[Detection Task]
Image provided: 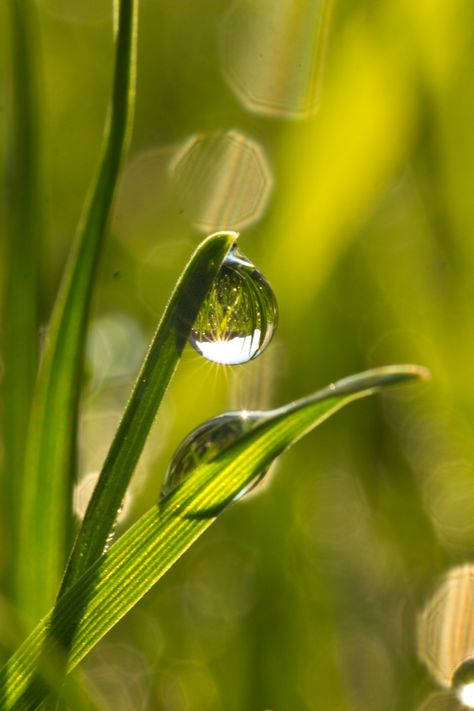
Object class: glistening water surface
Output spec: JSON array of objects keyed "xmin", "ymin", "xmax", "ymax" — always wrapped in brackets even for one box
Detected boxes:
[
  {"xmin": 188, "ymin": 246, "xmax": 278, "ymax": 366},
  {"xmin": 161, "ymin": 411, "xmax": 268, "ymax": 516}
]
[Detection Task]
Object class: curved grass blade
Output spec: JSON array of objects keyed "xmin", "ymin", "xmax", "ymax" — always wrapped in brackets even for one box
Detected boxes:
[
  {"xmin": 41, "ymin": 232, "xmax": 237, "ymax": 708},
  {"xmin": 3, "ymin": 0, "xmax": 42, "ymax": 591},
  {"xmin": 60, "ymin": 230, "xmax": 238, "ymax": 596},
  {"xmin": 0, "ymin": 365, "xmax": 429, "ymax": 710},
  {"xmin": 14, "ymin": 0, "xmax": 138, "ymax": 624}
]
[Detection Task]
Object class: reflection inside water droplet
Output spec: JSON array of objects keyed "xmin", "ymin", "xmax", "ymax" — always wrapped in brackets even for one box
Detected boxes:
[
  {"xmin": 161, "ymin": 412, "xmax": 268, "ymax": 515},
  {"xmin": 453, "ymin": 660, "xmax": 474, "ymax": 708},
  {"xmin": 188, "ymin": 246, "xmax": 278, "ymax": 365}
]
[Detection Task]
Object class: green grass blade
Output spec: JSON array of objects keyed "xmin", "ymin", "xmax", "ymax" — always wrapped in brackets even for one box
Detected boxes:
[
  {"xmin": 0, "ymin": 365, "xmax": 428, "ymax": 710},
  {"xmin": 3, "ymin": 0, "xmax": 42, "ymax": 590},
  {"xmin": 60, "ymin": 230, "xmax": 239, "ymax": 595},
  {"xmin": 14, "ymin": 0, "xmax": 138, "ymax": 624}
]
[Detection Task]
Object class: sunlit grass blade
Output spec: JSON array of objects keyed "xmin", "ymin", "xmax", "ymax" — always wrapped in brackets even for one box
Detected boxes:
[
  {"xmin": 14, "ymin": 0, "xmax": 138, "ymax": 624},
  {"xmin": 0, "ymin": 365, "xmax": 429, "ymax": 710},
  {"xmin": 3, "ymin": 0, "xmax": 42, "ymax": 592},
  {"xmin": 60, "ymin": 230, "xmax": 238, "ymax": 596},
  {"xmin": 41, "ymin": 232, "xmax": 237, "ymax": 708}
]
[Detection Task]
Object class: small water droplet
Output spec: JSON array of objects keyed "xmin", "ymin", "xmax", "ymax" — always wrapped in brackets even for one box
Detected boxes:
[
  {"xmin": 188, "ymin": 246, "xmax": 278, "ymax": 365},
  {"xmin": 161, "ymin": 412, "xmax": 268, "ymax": 517},
  {"xmin": 453, "ymin": 659, "xmax": 474, "ymax": 708},
  {"xmin": 104, "ymin": 526, "xmax": 117, "ymax": 553}
]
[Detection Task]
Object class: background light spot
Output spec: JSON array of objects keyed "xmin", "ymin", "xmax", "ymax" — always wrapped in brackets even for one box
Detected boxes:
[
  {"xmin": 170, "ymin": 130, "xmax": 272, "ymax": 232},
  {"xmin": 418, "ymin": 566, "xmax": 474, "ymax": 687},
  {"xmin": 221, "ymin": 0, "xmax": 333, "ymax": 118}
]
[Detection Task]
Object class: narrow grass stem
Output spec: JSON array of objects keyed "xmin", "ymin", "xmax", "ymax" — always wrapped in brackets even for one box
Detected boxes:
[
  {"xmin": 3, "ymin": 0, "xmax": 42, "ymax": 596},
  {"xmin": 15, "ymin": 0, "xmax": 139, "ymax": 625},
  {"xmin": 59, "ymin": 232, "xmax": 237, "ymax": 598}
]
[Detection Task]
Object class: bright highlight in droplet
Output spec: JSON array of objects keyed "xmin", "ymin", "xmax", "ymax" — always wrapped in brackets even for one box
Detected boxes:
[
  {"xmin": 453, "ymin": 659, "xmax": 474, "ymax": 708},
  {"xmin": 188, "ymin": 244, "xmax": 278, "ymax": 365},
  {"xmin": 195, "ymin": 332, "xmax": 262, "ymax": 366},
  {"xmin": 457, "ymin": 683, "xmax": 474, "ymax": 708}
]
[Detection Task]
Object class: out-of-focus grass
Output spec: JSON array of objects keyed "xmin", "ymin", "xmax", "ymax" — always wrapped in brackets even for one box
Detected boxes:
[
  {"xmin": 1, "ymin": 0, "xmax": 474, "ymax": 709},
  {"xmin": 2, "ymin": 0, "xmax": 42, "ymax": 604},
  {"xmin": 0, "ymin": 367, "xmax": 426, "ymax": 710}
]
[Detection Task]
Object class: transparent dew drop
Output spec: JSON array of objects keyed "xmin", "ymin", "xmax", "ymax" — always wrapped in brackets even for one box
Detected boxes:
[
  {"xmin": 453, "ymin": 659, "xmax": 474, "ymax": 708},
  {"xmin": 188, "ymin": 246, "xmax": 278, "ymax": 365},
  {"xmin": 161, "ymin": 412, "xmax": 268, "ymax": 517}
]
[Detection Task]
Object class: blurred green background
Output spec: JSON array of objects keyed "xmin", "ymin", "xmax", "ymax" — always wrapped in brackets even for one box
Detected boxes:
[{"xmin": 2, "ymin": 0, "xmax": 474, "ymax": 709}]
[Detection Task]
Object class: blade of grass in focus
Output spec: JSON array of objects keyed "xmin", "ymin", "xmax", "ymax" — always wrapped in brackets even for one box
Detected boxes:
[
  {"xmin": 14, "ymin": 0, "xmax": 138, "ymax": 625},
  {"xmin": 3, "ymin": 0, "xmax": 42, "ymax": 594},
  {"xmin": 60, "ymin": 230, "xmax": 238, "ymax": 596},
  {"xmin": 45, "ymin": 231, "xmax": 237, "ymax": 711},
  {"xmin": 0, "ymin": 365, "xmax": 429, "ymax": 710}
]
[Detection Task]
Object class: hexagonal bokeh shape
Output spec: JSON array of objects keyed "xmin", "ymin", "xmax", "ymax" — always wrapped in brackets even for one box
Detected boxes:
[
  {"xmin": 170, "ymin": 129, "xmax": 273, "ymax": 232},
  {"xmin": 418, "ymin": 566, "xmax": 474, "ymax": 688},
  {"xmin": 221, "ymin": 0, "xmax": 332, "ymax": 119}
]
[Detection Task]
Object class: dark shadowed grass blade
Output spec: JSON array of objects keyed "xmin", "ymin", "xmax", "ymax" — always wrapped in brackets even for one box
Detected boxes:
[
  {"xmin": 14, "ymin": 0, "xmax": 138, "ymax": 625},
  {"xmin": 3, "ymin": 0, "xmax": 41, "ymax": 592},
  {"xmin": 0, "ymin": 365, "xmax": 429, "ymax": 710}
]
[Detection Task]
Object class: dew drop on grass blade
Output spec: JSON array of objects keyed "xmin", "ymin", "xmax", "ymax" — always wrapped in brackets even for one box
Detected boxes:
[{"xmin": 188, "ymin": 245, "xmax": 278, "ymax": 365}]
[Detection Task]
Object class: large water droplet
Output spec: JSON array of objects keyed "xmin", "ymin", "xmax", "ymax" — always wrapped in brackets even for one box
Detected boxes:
[
  {"xmin": 161, "ymin": 412, "xmax": 268, "ymax": 517},
  {"xmin": 453, "ymin": 660, "xmax": 474, "ymax": 708},
  {"xmin": 188, "ymin": 246, "xmax": 278, "ymax": 365}
]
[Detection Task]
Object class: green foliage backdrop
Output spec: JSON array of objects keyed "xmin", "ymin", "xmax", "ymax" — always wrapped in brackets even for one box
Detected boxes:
[{"xmin": 1, "ymin": 1, "xmax": 473, "ymax": 709}]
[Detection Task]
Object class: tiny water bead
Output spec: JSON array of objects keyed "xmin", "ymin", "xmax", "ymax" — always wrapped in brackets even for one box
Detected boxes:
[
  {"xmin": 453, "ymin": 660, "xmax": 474, "ymax": 708},
  {"xmin": 161, "ymin": 412, "xmax": 268, "ymax": 515},
  {"xmin": 188, "ymin": 246, "xmax": 278, "ymax": 365}
]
